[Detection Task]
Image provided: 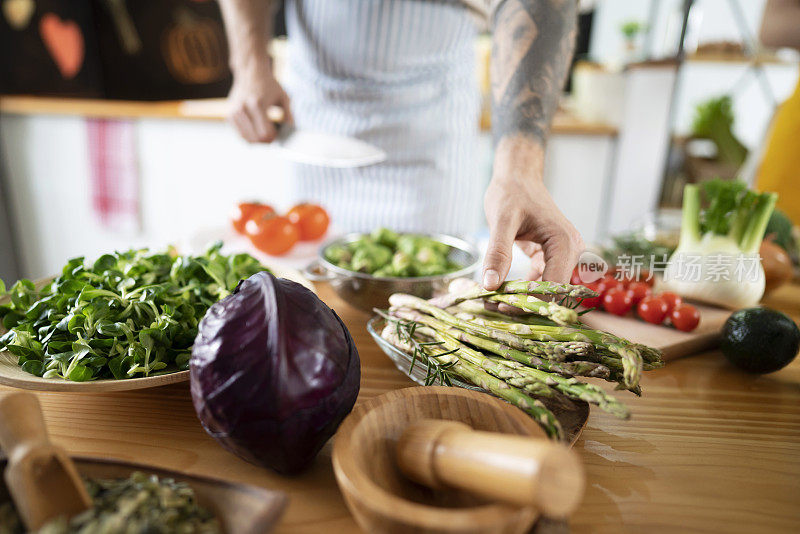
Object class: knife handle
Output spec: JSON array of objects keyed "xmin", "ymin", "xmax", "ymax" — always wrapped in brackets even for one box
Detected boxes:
[{"xmin": 267, "ymin": 105, "xmax": 286, "ymax": 124}]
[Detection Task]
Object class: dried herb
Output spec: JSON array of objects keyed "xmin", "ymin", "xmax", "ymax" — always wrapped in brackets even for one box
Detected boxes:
[{"xmin": 1, "ymin": 472, "xmax": 220, "ymax": 534}]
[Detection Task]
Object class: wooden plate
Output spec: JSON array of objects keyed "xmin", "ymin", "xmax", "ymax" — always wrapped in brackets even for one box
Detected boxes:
[
  {"xmin": 0, "ymin": 267, "xmax": 312, "ymax": 392},
  {"xmin": 0, "ymin": 456, "xmax": 287, "ymax": 534}
]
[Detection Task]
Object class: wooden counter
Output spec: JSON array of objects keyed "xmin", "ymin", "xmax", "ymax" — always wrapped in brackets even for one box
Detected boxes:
[
  {"xmin": 0, "ymin": 96, "xmax": 618, "ymax": 136},
  {"xmin": 1, "ymin": 284, "xmax": 798, "ymax": 532}
]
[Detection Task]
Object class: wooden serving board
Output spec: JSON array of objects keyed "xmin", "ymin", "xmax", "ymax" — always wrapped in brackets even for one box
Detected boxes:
[{"xmin": 581, "ymin": 304, "xmax": 733, "ymax": 361}]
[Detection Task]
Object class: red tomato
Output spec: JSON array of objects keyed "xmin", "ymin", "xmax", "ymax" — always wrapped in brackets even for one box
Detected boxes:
[
  {"xmin": 626, "ymin": 281, "xmax": 652, "ymax": 306},
  {"xmin": 231, "ymin": 203, "xmax": 275, "ymax": 235},
  {"xmin": 287, "ymin": 203, "xmax": 330, "ymax": 241},
  {"xmin": 670, "ymin": 304, "xmax": 700, "ymax": 332},
  {"xmin": 637, "ymin": 296, "xmax": 668, "ymax": 324},
  {"xmin": 611, "ymin": 269, "xmax": 635, "ymax": 287},
  {"xmin": 601, "ymin": 273, "xmax": 625, "ymax": 291},
  {"xmin": 584, "ymin": 277, "xmax": 616, "ymax": 308},
  {"xmin": 659, "ymin": 292, "xmax": 683, "ymax": 314},
  {"xmin": 570, "ymin": 267, "xmax": 583, "ymax": 286},
  {"xmin": 602, "ymin": 287, "xmax": 633, "ymax": 316},
  {"xmin": 246, "ymin": 214, "xmax": 299, "ymax": 255},
  {"xmin": 639, "ymin": 270, "xmax": 656, "ymax": 287},
  {"xmin": 579, "ymin": 281, "xmax": 603, "ymax": 309}
]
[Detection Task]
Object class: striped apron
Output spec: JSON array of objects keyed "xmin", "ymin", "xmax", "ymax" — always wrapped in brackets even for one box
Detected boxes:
[{"xmin": 284, "ymin": 0, "xmax": 482, "ymax": 237}]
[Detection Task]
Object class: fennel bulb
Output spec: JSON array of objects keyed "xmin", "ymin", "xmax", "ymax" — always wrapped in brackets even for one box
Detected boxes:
[{"xmin": 661, "ymin": 180, "xmax": 777, "ymax": 310}]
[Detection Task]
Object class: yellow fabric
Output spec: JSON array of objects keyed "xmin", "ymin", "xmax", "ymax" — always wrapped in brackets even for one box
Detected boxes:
[{"xmin": 756, "ymin": 76, "xmax": 800, "ymax": 224}]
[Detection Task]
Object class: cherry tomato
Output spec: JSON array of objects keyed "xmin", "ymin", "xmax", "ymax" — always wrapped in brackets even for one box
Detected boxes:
[
  {"xmin": 626, "ymin": 281, "xmax": 652, "ymax": 306},
  {"xmin": 639, "ymin": 270, "xmax": 656, "ymax": 287},
  {"xmin": 584, "ymin": 277, "xmax": 617, "ymax": 307},
  {"xmin": 579, "ymin": 281, "xmax": 603, "ymax": 309},
  {"xmin": 246, "ymin": 214, "xmax": 299, "ymax": 255},
  {"xmin": 637, "ymin": 296, "xmax": 668, "ymax": 324},
  {"xmin": 659, "ymin": 292, "xmax": 683, "ymax": 314},
  {"xmin": 570, "ymin": 267, "xmax": 583, "ymax": 286},
  {"xmin": 231, "ymin": 202, "xmax": 275, "ymax": 235},
  {"xmin": 602, "ymin": 287, "xmax": 633, "ymax": 316},
  {"xmin": 610, "ymin": 268, "xmax": 635, "ymax": 287},
  {"xmin": 287, "ymin": 203, "xmax": 330, "ymax": 241},
  {"xmin": 670, "ymin": 304, "xmax": 700, "ymax": 332},
  {"xmin": 600, "ymin": 273, "xmax": 624, "ymax": 291}
]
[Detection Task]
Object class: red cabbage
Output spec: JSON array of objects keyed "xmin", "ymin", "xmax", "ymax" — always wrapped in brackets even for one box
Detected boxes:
[{"xmin": 190, "ymin": 272, "xmax": 360, "ymax": 474}]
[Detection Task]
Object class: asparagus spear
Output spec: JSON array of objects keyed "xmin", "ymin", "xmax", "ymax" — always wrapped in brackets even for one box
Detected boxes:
[
  {"xmin": 452, "ymin": 300, "xmax": 566, "ymax": 327},
  {"xmin": 389, "ymin": 317, "xmax": 630, "ymax": 420},
  {"xmin": 389, "ymin": 295, "xmax": 592, "ymax": 359},
  {"xmin": 450, "ymin": 308, "xmax": 644, "ymax": 389},
  {"xmin": 485, "ymin": 293, "xmax": 579, "ymax": 325},
  {"xmin": 430, "ymin": 278, "xmax": 597, "ymax": 308},
  {"xmin": 489, "ymin": 357, "xmax": 631, "ymax": 419},
  {"xmin": 391, "ymin": 308, "xmax": 611, "ymax": 379},
  {"xmin": 380, "ymin": 323, "xmax": 564, "ymax": 439},
  {"xmin": 454, "ymin": 300, "xmax": 664, "ymax": 365}
]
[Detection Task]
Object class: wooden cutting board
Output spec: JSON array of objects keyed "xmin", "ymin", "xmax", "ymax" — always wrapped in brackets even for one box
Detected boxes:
[{"xmin": 580, "ymin": 304, "xmax": 733, "ymax": 361}]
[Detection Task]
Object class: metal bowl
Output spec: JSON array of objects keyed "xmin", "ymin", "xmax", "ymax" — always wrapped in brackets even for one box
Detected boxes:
[
  {"xmin": 302, "ymin": 233, "xmax": 480, "ymax": 312},
  {"xmin": 366, "ymin": 316, "xmax": 477, "ymax": 389}
]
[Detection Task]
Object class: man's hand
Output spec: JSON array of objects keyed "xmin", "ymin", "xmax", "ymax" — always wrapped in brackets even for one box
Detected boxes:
[
  {"xmin": 218, "ymin": 0, "xmax": 290, "ymax": 143},
  {"xmin": 228, "ymin": 62, "xmax": 292, "ymax": 143},
  {"xmin": 485, "ymin": 0, "xmax": 578, "ymax": 289},
  {"xmin": 483, "ymin": 136, "xmax": 583, "ymax": 289}
]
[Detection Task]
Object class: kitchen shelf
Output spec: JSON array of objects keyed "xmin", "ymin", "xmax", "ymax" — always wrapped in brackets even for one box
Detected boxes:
[{"xmin": 0, "ymin": 96, "xmax": 618, "ymax": 137}]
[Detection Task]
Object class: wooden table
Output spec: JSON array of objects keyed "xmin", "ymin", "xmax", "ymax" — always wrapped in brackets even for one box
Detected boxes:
[{"xmin": 3, "ymin": 284, "xmax": 799, "ymax": 533}]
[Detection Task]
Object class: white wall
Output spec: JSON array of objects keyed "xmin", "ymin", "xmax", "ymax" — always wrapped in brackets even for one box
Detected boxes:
[
  {"xmin": 0, "ymin": 114, "xmax": 616, "ymax": 279},
  {"xmin": 589, "ymin": 0, "xmax": 800, "ymax": 152},
  {"xmin": 0, "ymin": 114, "xmax": 292, "ymax": 279}
]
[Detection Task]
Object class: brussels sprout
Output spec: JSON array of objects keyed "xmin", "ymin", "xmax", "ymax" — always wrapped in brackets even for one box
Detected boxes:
[
  {"xmin": 328, "ymin": 228, "xmax": 462, "ymax": 278},
  {"xmin": 390, "ymin": 251, "xmax": 414, "ymax": 276},
  {"xmin": 324, "ymin": 244, "xmax": 352, "ymax": 267},
  {"xmin": 372, "ymin": 266, "xmax": 394, "ymax": 278},
  {"xmin": 415, "ymin": 237, "xmax": 450, "ymax": 256},
  {"xmin": 351, "ymin": 243, "xmax": 392, "ymax": 273},
  {"xmin": 370, "ymin": 227, "xmax": 400, "ymax": 248},
  {"xmin": 415, "ymin": 246, "xmax": 448, "ymax": 266},
  {"xmin": 417, "ymin": 264, "xmax": 448, "ymax": 276}
]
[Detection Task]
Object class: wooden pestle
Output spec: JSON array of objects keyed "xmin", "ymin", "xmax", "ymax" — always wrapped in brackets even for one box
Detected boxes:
[
  {"xmin": 397, "ymin": 419, "xmax": 584, "ymax": 517},
  {"xmin": 0, "ymin": 391, "xmax": 91, "ymax": 530}
]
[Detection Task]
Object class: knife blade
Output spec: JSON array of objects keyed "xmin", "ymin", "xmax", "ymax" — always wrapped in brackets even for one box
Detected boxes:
[
  {"xmin": 273, "ymin": 124, "xmax": 387, "ymax": 168},
  {"xmin": 179, "ymin": 99, "xmax": 385, "ymax": 168}
]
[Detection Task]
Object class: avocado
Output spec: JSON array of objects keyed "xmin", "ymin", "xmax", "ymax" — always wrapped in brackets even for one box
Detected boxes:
[{"xmin": 721, "ymin": 307, "xmax": 800, "ymax": 373}]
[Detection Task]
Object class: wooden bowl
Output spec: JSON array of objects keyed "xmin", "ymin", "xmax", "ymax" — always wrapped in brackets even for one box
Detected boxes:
[
  {"xmin": 0, "ymin": 457, "xmax": 287, "ymax": 534},
  {"xmin": 332, "ymin": 386, "xmax": 548, "ymax": 534}
]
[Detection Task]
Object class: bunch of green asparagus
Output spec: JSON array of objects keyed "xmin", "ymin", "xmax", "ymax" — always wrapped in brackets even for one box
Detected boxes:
[{"xmin": 378, "ymin": 278, "xmax": 664, "ymax": 440}]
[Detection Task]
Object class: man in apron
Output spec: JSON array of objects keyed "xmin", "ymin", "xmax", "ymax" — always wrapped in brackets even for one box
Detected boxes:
[{"xmin": 220, "ymin": 0, "xmax": 583, "ymax": 287}]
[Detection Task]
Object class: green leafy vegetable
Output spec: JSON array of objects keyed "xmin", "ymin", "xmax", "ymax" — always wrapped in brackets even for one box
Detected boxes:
[
  {"xmin": 691, "ymin": 95, "xmax": 748, "ymax": 167},
  {"xmin": 0, "ymin": 243, "xmax": 268, "ymax": 382},
  {"xmin": 324, "ymin": 227, "xmax": 462, "ymax": 278}
]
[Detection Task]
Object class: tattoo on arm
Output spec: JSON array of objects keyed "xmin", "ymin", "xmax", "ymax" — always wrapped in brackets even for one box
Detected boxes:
[{"xmin": 490, "ymin": 0, "xmax": 577, "ymax": 146}]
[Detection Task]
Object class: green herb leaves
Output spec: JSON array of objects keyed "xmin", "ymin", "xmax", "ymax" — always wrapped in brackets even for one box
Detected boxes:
[{"xmin": 0, "ymin": 242, "xmax": 268, "ymax": 382}]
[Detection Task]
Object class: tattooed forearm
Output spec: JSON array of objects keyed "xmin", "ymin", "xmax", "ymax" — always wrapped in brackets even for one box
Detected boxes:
[{"xmin": 490, "ymin": 0, "xmax": 577, "ymax": 146}]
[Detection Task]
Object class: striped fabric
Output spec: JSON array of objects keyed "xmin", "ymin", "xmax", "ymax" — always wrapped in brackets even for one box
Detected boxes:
[{"xmin": 284, "ymin": 0, "xmax": 483, "ymax": 237}]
